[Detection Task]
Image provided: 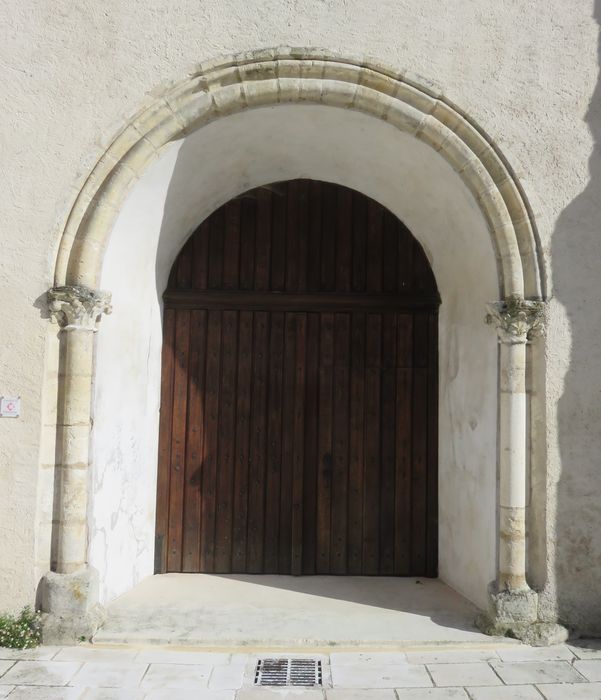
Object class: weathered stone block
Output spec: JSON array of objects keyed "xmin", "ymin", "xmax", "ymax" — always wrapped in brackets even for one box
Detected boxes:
[{"xmin": 39, "ymin": 568, "xmax": 106, "ymax": 645}]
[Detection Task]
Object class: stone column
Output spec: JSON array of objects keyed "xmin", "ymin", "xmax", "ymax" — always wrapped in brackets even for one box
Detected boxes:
[
  {"xmin": 39, "ymin": 285, "xmax": 111, "ymax": 644},
  {"xmin": 481, "ymin": 296, "xmax": 566, "ymax": 645}
]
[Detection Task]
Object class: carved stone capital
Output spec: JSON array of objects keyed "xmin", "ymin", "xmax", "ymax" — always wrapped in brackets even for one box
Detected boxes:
[
  {"xmin": 48, "ymin": 285, "xmax": 112, "ymax": 331},
  {"xmin": 486, "ymin": 295, "xmax": 546, "ymax": 343}
]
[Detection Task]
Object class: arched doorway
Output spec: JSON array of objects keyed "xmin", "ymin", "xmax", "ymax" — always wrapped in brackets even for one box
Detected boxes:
[{"xmin": 155, "ymin": 180, "xmax": 440, "ymax": 577}]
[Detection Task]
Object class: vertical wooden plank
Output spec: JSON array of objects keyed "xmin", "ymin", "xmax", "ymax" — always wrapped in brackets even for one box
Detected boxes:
[
  {"xmin": 395, "ymin": 314, "xmax": 413, "ymax": 575},
  {"xmin": 382, "ymin": 212, "xmax": 398, "ymax": 293},
  {"xmin": 348, "ymin": 312, "xmax": 365, "ymax": 574},
  {"xmin": 192, "ymin": 220, "xmax": 210, "ymax": 290},
  {"xmin": 286, "ymin": 180, "xmax": 300, "ymax": 291},
  {"xmin": 397, "ymin": 221, "xmax": 414, "ymax": 293},
  {"xmin": 247, "ymin": 311, "xmax": 269, "ymax": 572},
  {"xmin": 208, "ymin": 207, "xmax": 225, "ymax": 289},
  {"xmin": 200, "ymin": 310, "xmax": 221, "ymax": 571},
  {"xmin": 302, "ymin": 312, "xmax": 320, "ymax": 574},
  {"xmin": 411, "ymin": 313, "xmax": 429, "ymax": 574},
  {"xmin": 412, "ymin": 238, "xmax": 432, "ymax": 293},
  {"xmin": 426, "ymin": 312, "xmax": 439, "ymax": 577},
  {"xmin": 222, "ymin": 200, "xmax": 241, "ymax": 289},
  {"xmin": 331, "ymin": 313, "xmax": 350, "ymax": 574},
  {"xmin": 291, "ymin": 313, "xmax": 307, "ymax": 575},
  {"xmin": 321, "ymin": 184, "xmax": 336, "ymax": 291},
  {"xmin": 307, "ymin": 181, "xmax": 322, "ymax": 292},
  {"xmin": 176, "ymin": 239, "xmax": 193, "ymax": 288},
  {"xmin": 379, "ymin": 312, "xmax": 397, "ymax": 574},
  {"xmin": 363, "ymin": 313, "xmax": 381, "ymax": 574},
  {"xmin": 182, "ymin": 309, "xmax": 207, "ymax": 572},
  {"xmin": 336, "ymin": 187, "xmax": 352, "ymax": 292},
  {"xmin": 366, "ymin": 200, "xmax": 383, "ymax": 292},
  {"xmin": 255, "ymin": 188, "xmax": 272, "ymax": 291},
  {"xmin": 231, "ymin": 311, "xmax": 253, "ymax": 571},
  {"xmin": 411, "ymin": 367, "xmax": 428, "ymax": 575},
  {"xmin": 167, "ymin": 309, "xmax": 191, "ymax": 571},
  {"xmin": 270, "ymin": 183, "xmax": 286, "ymax": 291},
  {"xmin": 264, "ymin": 311, "xmax": 285, "ymax": 573},
  {"xmin": 155, "ymin": 308, "xmax": 176, "ymax": 573},
  {"xmin": 296, "ymin": 181, "xmax": 309, "ymax": 292},
  {"xmin": 395, "ymin": 367, "xmax": 413, "ymax": 575},
  {"xmin": 351, "ymin": 191, "xmax": 367, "ymax": 292},
  {"xmin": 279, "ymin": 312, "xmax": 296, "ymax": 574},
  {"xmin": 240, "ymin": 194, "xmax": 256, "ymax": 290},
  {"xmin": 316, "ymin": 312, "xmax": 334, "ymax": 573},
  {"xmin": 214, "ymin": 310, "xmax": 238, "ymax": 571}
]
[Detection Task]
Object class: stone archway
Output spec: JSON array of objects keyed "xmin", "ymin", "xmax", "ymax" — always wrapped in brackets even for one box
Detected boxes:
[{"xmin": 42, "ymin": 49, "xmax": 550, "ymax": 644}]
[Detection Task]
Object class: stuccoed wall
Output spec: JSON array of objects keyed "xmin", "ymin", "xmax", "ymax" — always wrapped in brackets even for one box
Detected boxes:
[{"xmin": 0, "ymin": 0, "xmax": 600, "ymax": 633}]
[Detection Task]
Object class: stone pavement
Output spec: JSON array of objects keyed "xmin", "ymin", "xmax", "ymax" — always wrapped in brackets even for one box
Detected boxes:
[{"xmin": 2, "ymin": 642, "xmax": 601, "ymax": 699}]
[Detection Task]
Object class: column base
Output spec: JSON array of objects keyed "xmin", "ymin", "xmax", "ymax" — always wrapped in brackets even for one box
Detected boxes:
[
  {"xmin": 38, "ymin": 568, "xmax": 106, "ymax": 645},
  {"xmin": 476, "ymin": 585, "xmax": 569, "ymax": 646}
]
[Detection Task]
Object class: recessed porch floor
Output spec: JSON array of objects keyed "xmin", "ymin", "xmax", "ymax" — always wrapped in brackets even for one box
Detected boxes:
[{"xmin": 94, "ymin": 574, "xmax": 507, "ymax": 648}]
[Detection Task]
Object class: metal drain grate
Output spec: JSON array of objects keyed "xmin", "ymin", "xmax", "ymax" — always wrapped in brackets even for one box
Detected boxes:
[{"xmin": 255, "ymin": 658, "xmax": 323, "ymax": 686}]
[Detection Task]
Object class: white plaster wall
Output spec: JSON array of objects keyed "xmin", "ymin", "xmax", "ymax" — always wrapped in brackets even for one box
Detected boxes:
[
  {"xmin": 0, "ymin": 0, "xmax": 598, "ymax": 631},
  {"xmin": 94, "ymin": 105, "xmax": 497, "ymax": 608}
]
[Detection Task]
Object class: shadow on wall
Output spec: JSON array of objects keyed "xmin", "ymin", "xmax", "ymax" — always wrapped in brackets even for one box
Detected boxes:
[{"xmin": 553, "ymin": 1, "xmax": 601, "ymax": 636}]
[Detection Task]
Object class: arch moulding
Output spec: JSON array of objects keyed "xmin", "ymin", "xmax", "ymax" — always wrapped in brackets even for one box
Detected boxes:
[{"xmin": 43, "ymin": 48, "xmax": 558, "ymax": 646}]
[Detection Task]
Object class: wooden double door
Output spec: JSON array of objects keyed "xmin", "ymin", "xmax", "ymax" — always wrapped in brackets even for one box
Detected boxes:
[{"xmin": 156, "ymin": 180, "xmax": 440, "ymax": 577}]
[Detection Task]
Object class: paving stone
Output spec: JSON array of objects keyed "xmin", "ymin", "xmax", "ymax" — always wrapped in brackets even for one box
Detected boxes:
[
  {"xmin": 537, "ymin": 682, "xmax": 601, "ymax": 698},
  {"xmin": 69, "ymin": 662, "xmax": 148, "ymax": 688},
  {"xmin": 573, "ymin": 659, "xmax": 601, "ymax": 682},
  {"xmin": 140, "ymin": 662, "xmax": 212, "ymax": 689},
  {"xmin": 0, "ymin": 660, "xmax": 15, "ymax": 678},
  {"xmin": 55, "ymin": 648, "xmax": 139, "ymax": 663},
  {"xmin": 466, "ymin": 686, "xmax": 542, "ymax": 699},
  {"xmin": 495, "ymin": 644, "xmax": 575, "ymax": 662},
  {"xmin": 146, "ymin": 692, "xmax": 235, "ymax": 700},
  {"xmin": 395, "ymin": 690, "xmax": 469, "ymax": 699},
  {"xmin": 79, "ymin": 689, "xmax": 145, "ymax": 699},
  {"xmin": 0, "ymin": 660, "xmax": 81, "ymax": 686},
  {"xmin": 208, "ymin": 663, "xmax": 246, "ymax": 689},
  {"xmin": 0, "ymin": 647, "xmax": 61, "ymax": 661},
  {"xmin": 236, "ymin": 690, "xmax": 324, "ymax": 699},
  {"xmin": 568, "ymin": 641, "xmax": 601, "ymax": 660},
  {"xmin": 331, "ymin": 663, "xmax": 432, "ymax": 688},
  {"xmin": 327, "ymin": 691, "xmax": 396, "ymax": 699},
  {"xmin": 490, "ymin": 660, "xmax": 587, "ymax": 684},
  {"xmin": 8, "ymin": 687, "xmax": 82, "ymax": 699},
  {"xmin": 230, "ymin": 653, "xmax": 252, "ymax": 665},
  {"xmin": 427, "ymin": 662, "xmax": 501, "ymax": 687},
  {"xmin": 330, "ymin": 652, "xmax": 407, "ymax": 666},
  {"xmin": 137, "ymin": 649, "xmax": 231, "ymax": 665},
  {"xmin": 405, "ymin": 649, "xmax": 499, "ymax": 664},
  {"xmin": 0, "ymin": 686, "xmax": 14, "ymax": 698}
]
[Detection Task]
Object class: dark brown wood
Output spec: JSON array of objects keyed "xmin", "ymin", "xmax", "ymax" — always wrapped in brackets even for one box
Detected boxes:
[
  {"xmin": 214, "ymin": 310, "xmax": 238, "ymax": 571},
  {"xmin": 247, "ymin": 311, "xmax": 269, "ymax": 572},
  {"xmin": 231, "ymin": 311, "xmax": 252, "ymax": 571},
  {"xmin": 291, "ymin": 313, "xmax": 307, "ymax": 575},
  {"xmin": 182, "ymin": 309, "xmax": 206, "ymax": 571},
  {"xmin": 348, "ymin": 313, "xmax": 366, "ymax": 574},
  {"xmin": 166, "ymin": 310, "xmax": 190, "ymax": 571},
  {"xmin": 156, "ymin": 179, "xmax": 439, "ymax": 577},
  {"xmin": 199, "ymin": 310, "xmax": 221, "ymax": 570},
  {"xmin": 264, "ymin": 312, "xmax": 284, "ymax": 572},
  {"xmin": 363, "ymin": 313, "xmax": 382, "ymax": 574},
  {"xmin": 155, "ymin": 308, "xmax": 176, "ymax": 573},
  {"xmin": 302, "ymin": 313, "xmax": 320, "ymax": 574},
  {"xmin": 331, "ymin": 313, "xmax": 350, "ymax": 574},
  {"xmin": 163, "ymin": 289, "xmax": 439, "ymax": 312},
  {"xmin": 316, "ymin": 312, "xmax": 334, "ymax": 574}
]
